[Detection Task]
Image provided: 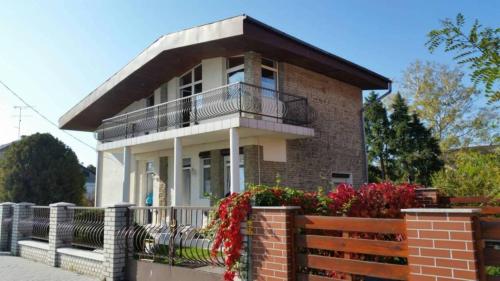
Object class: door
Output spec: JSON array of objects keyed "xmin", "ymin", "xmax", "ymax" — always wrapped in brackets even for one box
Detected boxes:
[
  {"xmin": 179, "ymin": 65, "xmax": 202, "ymax": 127},
  {"xmin": 223, "ymin": 155, "xmax": 245, "ymax": 195}
]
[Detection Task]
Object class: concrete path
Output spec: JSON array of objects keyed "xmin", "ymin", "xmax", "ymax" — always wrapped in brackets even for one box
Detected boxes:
[{"xmin": 0, "ymin": 255, "xmax": 100, "ymax": 281}]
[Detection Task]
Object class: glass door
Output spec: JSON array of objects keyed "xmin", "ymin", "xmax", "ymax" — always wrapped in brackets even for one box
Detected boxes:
[
  {"xmin": 179, "ymin": 65, "xmax": 202, "ymax": 127},
  {"xmin": 182, "ymin": 158, "xmax": 191, "ymax": 205}
]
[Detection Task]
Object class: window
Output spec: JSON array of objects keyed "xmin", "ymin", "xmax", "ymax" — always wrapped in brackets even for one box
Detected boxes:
[
  {"xmin": 261, "ymin": 58, "xmax": 278, "ymax": 96},
  {"xmin": 201, "ymin": 158, "xmax": 211, "ymax": 196},
  {"xmin": 146, "ymin": 94, "xmax": 155, "ymax": 107},
  {"xmin": 179, "ymin": 65, "xmax": 202, "ymax": 126},
  {"xmin": 226, "ymin": 56, "xmax": 245, "ymax": 84},
  {"xmin": 223, "ymin": 155, "xmax": 245, "ymax": 195},
  {"xmin": 182, "ymin": 158, "xmax": 191, "ymax": 205},
  {"xmin": 331, "ymin": 173, "xmax": 352, "ymax": 186}
]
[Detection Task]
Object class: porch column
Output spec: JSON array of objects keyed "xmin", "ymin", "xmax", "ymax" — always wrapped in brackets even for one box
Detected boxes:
[
  {"xmin": 172, "ymin": 137, "xmax": 183, "ymax": 206},
  {"xmin": 230, "ymin": 127, "xmax": 240, "ymax": 193},
  {"xmin": 122, "ymin": 146, "xmax": 131, "ymax": 202}
]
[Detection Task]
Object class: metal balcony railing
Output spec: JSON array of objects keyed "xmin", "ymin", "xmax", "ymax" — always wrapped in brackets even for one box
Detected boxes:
[{"xmin": 95, "ymin": 82, "xmax": 309, "ymax": 142}]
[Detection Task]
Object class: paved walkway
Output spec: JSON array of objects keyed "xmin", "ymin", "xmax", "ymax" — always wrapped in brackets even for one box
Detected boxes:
[{"xmin": 0, "ymin": 255, "xmax": 100, "ymax": 281}]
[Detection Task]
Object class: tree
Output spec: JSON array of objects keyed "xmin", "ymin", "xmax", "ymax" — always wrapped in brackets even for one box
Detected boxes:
[
  {"xmin": 426, "ymin": 13, "xmax": 499, "ymax": 103},
  {"xmin": 432, "ymin": 149, "xmax": 500, "ymax": 199},
  {"xmin": 0, "ymin": 133, "xmax": 85, "ymax": 205},
  {"xmin": 401, "ymin": 60, "xmax": 498, "ymax": 150},
  {"xmin": 388, "ymin": 94, "xmax": 443, "ymax": 185},
  {"xmin": 364, "ymin": 92, "xmax": 393, "ymax": 180}
]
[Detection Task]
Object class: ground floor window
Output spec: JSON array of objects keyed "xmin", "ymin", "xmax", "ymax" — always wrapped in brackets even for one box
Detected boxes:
[
  {"xmin": 223, "ymin": 155, "xmax": 245, "ymax": 195},
  {"xmin": 201, "ymin": 158, "xmax": 211, "ymax": 197},
  {"xmin": 331, "ymin": 172, "xmax": 352, "ymax": 186},
  {"xmin": 183, "ymin": 158, "xmax": 191, "ymax": 205}
]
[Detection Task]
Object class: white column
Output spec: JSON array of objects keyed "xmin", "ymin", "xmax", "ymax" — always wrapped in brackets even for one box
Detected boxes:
[
  {"xmin": 172, "ymin": 137, "xmax": 183, "ymax": 206},
  {"xmin": 122, "ymin": 146, "xmax": 131, "ymax": 202},
  {"xmin": 230, "ymin": 128, "xmax": 240, "ymax": 193},
  {"xmin": 95, "ymin": 151, "xmax": 103, "ymax": 206}
]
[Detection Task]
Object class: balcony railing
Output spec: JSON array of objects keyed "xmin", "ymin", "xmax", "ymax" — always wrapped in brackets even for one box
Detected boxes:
[{"xmin": 95, "ymin": 82, "xmax": 309, "ymax": 142}]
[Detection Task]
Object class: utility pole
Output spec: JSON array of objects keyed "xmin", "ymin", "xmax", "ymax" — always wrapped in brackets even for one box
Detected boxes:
[{"xmin": 13, "ymin": 105, "xmax": 30, "ymax": 139}]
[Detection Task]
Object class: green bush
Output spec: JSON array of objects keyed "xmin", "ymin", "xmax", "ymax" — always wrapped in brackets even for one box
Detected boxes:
[{"xmin": 432, "ymin": 150, "xmax": 500, "ymax": 200}]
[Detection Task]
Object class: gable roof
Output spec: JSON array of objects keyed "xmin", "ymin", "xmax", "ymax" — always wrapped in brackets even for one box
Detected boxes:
[{"xmin": 59, "ymin": 15, "xmax": 391, "ymax": 131}]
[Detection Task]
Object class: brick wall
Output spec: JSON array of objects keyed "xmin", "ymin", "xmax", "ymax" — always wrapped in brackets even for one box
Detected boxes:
[
  {"xmin": 57, "ymin": 250, "xmax": 104, "ymax": 278},
  {"xmin": 18, "ymin": 242, "xmax": 49, "ymax": 264},
  {"xmin": 404, "ymin": 209, "xmax": 481, "ymax": 281},
  {"xmin": 250, "ymin": 206, "xmax": 298, "ymax": 281}
]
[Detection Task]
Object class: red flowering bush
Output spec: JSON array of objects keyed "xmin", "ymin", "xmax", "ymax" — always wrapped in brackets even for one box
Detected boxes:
[{"xmin": 206, "ymin": 182, "xmax": 420, "ymax": 281}]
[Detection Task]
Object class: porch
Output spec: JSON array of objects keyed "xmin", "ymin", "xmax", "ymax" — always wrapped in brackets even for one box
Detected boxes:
[{"xmin": 95, "ymin": 116, "xmax": 314, "ymax": 207}]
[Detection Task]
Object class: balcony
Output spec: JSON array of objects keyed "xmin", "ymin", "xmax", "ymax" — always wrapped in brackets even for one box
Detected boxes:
[{"xmin": 95, "ymin": 82, "xmax": 310, "ymax": 142}]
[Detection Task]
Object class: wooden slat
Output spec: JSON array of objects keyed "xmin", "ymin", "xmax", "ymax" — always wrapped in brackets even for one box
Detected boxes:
[
  {"xmin": 450, "ymin": 196, "xmax": 492, "ymax": 204},
  {"xmin": 295, "ymin": 215, "xmax": 405, "ymax": 234},
  {"xmin": 480, "ymin": 218, "xmax": 500, "ymax": 240},
  {"xmin": 297, "ymin": 254, "xmax": 408, "ymax": 280},
  {"xmin": 481, "ymin": 207, "xmax": 500, "ymax": 215},
  {"xmin": 297, "ymin": 273, "xmax": 344, "ymax": 281},
  {"xmin": 487, "ymin": 276, "xmax": 500, "ymax": 281},
  {"xmin": 296, "ymin": 234, "xmax": 408, "ymax": 257},
  {"xmin": 484, "ymin": 248, "xmax": 500, "ymax": 266}
]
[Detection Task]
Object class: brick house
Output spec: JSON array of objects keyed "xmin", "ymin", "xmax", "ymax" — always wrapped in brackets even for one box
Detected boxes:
[{"xmin": 59, "ymin": 15, "xmax": 390, "ymax": 207}]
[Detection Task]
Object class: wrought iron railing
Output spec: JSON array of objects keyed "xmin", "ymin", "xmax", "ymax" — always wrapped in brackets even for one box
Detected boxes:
[
  {"xmin": 119, "ymin": 206, "xmax": 224, "ymax": 267},
  {"xmin": 96, "ymin": 82, "xmax": 310, "ymax": 142},
  {"xmin": 69, "ymin": 207, "xmax": 104, "ymax": 250},
  {"xmin": 30, "ymin": 206, "xmax": 50, "ymax": 241}
]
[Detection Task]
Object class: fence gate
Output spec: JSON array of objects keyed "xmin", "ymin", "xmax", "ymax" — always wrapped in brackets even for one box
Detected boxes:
[
  {"xmin": 476, "ymin": 207, "xmax": 500, "ymax": 281},
  {"xmin": 294, "ymin": 215, "xmax": 409, "ymax": 280}
]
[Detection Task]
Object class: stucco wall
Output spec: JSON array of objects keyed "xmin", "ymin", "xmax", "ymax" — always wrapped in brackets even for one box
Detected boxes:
[{"xmin": 98, "ymin": 149, "xmax": 125, "ymax": 206}]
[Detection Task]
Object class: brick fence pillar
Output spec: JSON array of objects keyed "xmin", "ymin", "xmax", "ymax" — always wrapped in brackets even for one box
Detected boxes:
[
  {"xmin": 10, "ymin": 202, "xmax": 34, "ymax": 255},
  {"xmin": 250, "ymin": 206, "xmax": 300, "ymax": 281},
  {"xmin": 47, "ymin": 202, "xmax": 75, "ymax": 266},
  {"xmin": 103, "ymin": 203, "xmax": 134, "ymax": 281},
  {"xmin": 0, "ymin": 202, "xmax": 14, "ymax": 251},
  {"xmin": 403, "ymin": 208, "xmax": 482, "ymax": 281}
]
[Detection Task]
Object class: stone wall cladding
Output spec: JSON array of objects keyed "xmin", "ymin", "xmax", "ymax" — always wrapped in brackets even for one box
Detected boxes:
[
  {"xmin": 0, "ymin": 203, "xmax": 13, "ymax": 251},
  {"xmin": 57, "ymin": 252, "xmax": 104, "ymax": 278},
  {"xmin": 19, "ymin": 243, "xmax": 49, "ymax": 263},
  {"xmin": 243, "ymin": 63, "xmax": 366, "ymax": 189}
]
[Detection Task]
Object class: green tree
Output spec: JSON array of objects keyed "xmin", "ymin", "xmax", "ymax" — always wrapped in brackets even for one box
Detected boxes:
[
  {"xmin": 426, "ymin": 13, "xmax": 499, "ymax": 102},
  {"xmin": 401, "ymin": 60, "xmax": 498, "ymax": 150},
  {"xmin": 432, "ymin": 150, "xmax": 500, "ymax": 199},
  {"xmin": 389, "ymin": 94, "xmax": 443, "ymax": 185},
  {"xmin": 364, "ymin": 92, "xmax": 393, "ymax": 181},
  {"xmin": 0, "ymin": 133, "xmax": 85, "ymax": 205}
]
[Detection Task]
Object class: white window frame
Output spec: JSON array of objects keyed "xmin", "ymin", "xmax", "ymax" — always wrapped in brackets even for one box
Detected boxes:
[
  {"xmin": 200, "ymin": 157, "xmax": 211, "ymax": 198},
  {"xmin": 331, "ymin": 172, "xmax": 353, "ymax": 186},
  {"xmin": 179, "ymin": 64, "xmax": 203, "ymax": 97}
]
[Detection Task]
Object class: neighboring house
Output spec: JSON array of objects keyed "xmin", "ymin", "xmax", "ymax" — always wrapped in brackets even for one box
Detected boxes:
[{"xmin": 59, "ymin": 15, "xmax": 391, "ymax": 207}]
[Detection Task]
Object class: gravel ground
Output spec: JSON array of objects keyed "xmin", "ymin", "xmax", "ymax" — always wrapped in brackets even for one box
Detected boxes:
[{"xmin": 0, "ymin": 255, "xmax": 100, "ymax": 281}]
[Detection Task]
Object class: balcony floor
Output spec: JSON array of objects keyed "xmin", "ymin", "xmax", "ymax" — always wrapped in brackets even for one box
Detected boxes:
[{"xmin": 97, "ymin": 116, "xmax": 314, "ymax": 153}]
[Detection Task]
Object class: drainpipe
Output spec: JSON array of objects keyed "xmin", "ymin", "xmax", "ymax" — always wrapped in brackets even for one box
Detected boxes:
[{"xmin": 360, "ymin": 82, "xmax": 392, "ymax": 184}]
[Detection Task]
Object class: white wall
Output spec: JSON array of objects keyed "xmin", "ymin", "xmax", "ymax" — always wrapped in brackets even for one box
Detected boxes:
[{"xmin": 98, "ymin": 149, "xmax": 125, "ymax": 206}]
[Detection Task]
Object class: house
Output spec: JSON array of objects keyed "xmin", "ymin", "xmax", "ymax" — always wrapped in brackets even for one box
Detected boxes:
[{"xmin": 59, "ymin": 15, "xmax": 391, "ymax": 207}]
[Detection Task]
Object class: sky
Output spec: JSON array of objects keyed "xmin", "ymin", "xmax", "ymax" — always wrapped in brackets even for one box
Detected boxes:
[{"xmin": 0, "ymin": 0, "xmax": 498, "ymax": 166}]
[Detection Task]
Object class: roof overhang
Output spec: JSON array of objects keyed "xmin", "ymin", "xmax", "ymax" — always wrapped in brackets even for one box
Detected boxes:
[{"xmin": 59, "ymin": 15, "xmax": 391, "ymax": 131}]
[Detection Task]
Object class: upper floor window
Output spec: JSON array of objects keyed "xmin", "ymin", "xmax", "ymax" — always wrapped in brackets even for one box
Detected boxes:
[
  {"xmin": 146, "ymin": 94, "xmax": 155, "ymax": 107},
  {"xmin": 179, "ymin": 64, "xmax": 202, "ymax": 98},
  {"xmin": 261, "ymin": 58, "xmax": 278, "ymax": 91},
  {"xmin": 226, "ymin": 56, "xmax": 244, "ymax": 84}
]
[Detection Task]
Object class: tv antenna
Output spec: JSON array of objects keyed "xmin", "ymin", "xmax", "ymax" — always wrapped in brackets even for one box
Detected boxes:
[{"xmin": 13, "ymin": 105, "xmax": 31, "ymax": 139}]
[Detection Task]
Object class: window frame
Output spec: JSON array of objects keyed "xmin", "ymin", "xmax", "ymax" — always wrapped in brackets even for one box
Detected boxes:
[{"xmin": 200, "ymin": 157, "xmax": 212, "ymax": 198}]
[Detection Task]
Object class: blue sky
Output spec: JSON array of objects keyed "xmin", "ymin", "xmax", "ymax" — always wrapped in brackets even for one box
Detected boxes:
[{"xmin": 0, "ymin": 0, "xmax": 498, "ymax": 166}]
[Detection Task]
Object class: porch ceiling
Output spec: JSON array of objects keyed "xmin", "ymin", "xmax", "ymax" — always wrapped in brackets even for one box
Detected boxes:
[{"xmin": 60, "ymin": 15, "xmax": 390, "ymax": 132}]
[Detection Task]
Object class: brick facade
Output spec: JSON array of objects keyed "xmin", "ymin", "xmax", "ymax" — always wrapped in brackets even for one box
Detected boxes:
[
  {"xmin": 11, "ymin": 202, "xmax": 34, "ymax": 255},
  {"xmin": 240, "ymin": 60, "xmax": 367, "ymax": 190},
  {"xmin": 48, "ymin": 202, "xmax": 75, "ymax": 266},
  {"xmin": 403, "ymin": 209, "xmax": 482, "ymax": 281}
]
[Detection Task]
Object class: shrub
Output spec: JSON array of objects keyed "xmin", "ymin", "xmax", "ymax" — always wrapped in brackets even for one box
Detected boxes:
[
  {"xmin": 206, "ymin": 182, "xmax": 420, "ymax": 280},
  {"xmin": 432, "ymin": 150, "xmax": 500, "ymax": 200}
]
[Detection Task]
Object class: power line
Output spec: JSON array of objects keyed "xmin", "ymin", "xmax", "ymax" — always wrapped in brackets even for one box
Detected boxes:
[{"xmin": 0, "ymin": 79, "xmax": 96, "ymax": 151}]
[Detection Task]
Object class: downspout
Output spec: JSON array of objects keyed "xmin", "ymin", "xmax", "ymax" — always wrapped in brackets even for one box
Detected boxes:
[{"xmin": 360, "ymin": 82, "xmax": 392, "ymax": 184}]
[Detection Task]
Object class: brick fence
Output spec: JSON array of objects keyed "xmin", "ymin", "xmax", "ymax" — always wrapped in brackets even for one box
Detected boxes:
[{"xmin": 249, "ymin": 206, "xmax": 484, "ymax": 281}]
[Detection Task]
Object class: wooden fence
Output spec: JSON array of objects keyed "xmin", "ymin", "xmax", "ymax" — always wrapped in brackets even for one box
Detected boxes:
[
  {"xmin": 476, "ymin": 207, "xmax": 500, "ymax": 281},
  {"xmin": 294, "ymin": 215, "xmax": 409, "ymax": 280}
]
